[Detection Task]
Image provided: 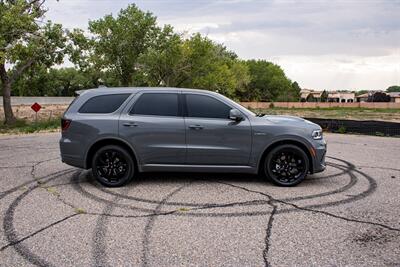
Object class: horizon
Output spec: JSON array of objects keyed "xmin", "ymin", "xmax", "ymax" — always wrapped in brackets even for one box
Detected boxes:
[{"xmin": 45, "ymin": 0, "xmax": 400, "ymax": 91}]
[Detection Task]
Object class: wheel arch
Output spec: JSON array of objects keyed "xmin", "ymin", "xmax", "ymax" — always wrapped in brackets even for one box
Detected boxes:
[
  {"xmin": 258, "ymin": 139, "xmax": 314, "ymax": 175},
  {"xmin": 85, "ymin": 137, "xmax": 139, "ymax": 170}
]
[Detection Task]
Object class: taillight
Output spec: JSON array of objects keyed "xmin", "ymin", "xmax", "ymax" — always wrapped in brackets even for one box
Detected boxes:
[{"xmin": 61, "ymin": 118, "xmax": 71, "ymax": 132}]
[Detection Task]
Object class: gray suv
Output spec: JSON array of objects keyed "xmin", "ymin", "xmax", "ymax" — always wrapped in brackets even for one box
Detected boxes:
[{"xmin": 60, "ymin": 87, "xmax": 326, "ymax": 187}]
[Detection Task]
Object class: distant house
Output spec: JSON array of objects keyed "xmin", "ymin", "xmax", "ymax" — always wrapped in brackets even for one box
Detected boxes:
[
  {"xmin": 300, "ymin": 89, "xmax": 312, "ymax": 102},
  {"xmin": 356, "ymin": 91, "xmax": 393, "ymax": 102},
  {"xmin": 327, "ymin": 92, "xmax": 355, "ymax": 103},
  {"xmin": 355, "ymin": 93, "xmax": 369, "ymax": 102},
  {"xmin": 300, "ymin": 89, "xmax": 328, "ymax": 102},
  {"xmin": 388, "ymin": 92, "xmax": 400, "ymax": 103}
]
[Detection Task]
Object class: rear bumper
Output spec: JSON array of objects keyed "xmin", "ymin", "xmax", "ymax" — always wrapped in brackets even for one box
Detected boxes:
[
  {"xmin": 61, "ymin": 155, "xmax": 84, "ymax": 169},
  {"xmin": 60, "ymin": 138, "xmax": 85, "ymax": 169}
]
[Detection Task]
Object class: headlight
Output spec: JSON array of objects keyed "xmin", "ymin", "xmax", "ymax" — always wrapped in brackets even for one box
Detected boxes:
[{"xmin": 312, "ymin": 129, "xmax": 323, "ymax": 140}]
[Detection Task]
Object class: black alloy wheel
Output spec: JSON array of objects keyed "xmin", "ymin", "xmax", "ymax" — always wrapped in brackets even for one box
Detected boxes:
[
  {"xmin": 92, "ymin": 145, "xmax": 134, "ymax": 187},
  {"xmin": 265, "ymin": 144, "xmax": 309, "ymax": 186}
]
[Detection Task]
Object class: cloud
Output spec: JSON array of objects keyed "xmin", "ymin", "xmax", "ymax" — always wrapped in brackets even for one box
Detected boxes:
[{"xmin": 44, "ymin": 0, "xmax": 400, "ymax": 90}]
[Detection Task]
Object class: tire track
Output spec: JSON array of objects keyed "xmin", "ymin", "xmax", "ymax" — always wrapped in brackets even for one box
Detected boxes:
[{"xmin": 141, "ymin": 184, "xmax": 189, "ymax": 267}]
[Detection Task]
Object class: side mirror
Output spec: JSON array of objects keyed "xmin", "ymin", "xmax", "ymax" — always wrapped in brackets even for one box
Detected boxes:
[{"xmin": 229, "ymin": 109, "xmax": 244, "ymax": 121}]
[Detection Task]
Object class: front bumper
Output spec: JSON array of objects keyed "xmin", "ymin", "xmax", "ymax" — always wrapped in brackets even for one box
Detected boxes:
[{"xmin": 311, "ymin": 139, "xmax": 327, "ymax": 173}]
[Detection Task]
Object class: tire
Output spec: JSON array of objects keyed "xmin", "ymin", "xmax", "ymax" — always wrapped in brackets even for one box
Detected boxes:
[
  {"xmin": 91, "ymin": 145, "xmax": 135, "ymax": 187},
  {"xmin": 264, "ymin": 144, "xmax": 309, "ymax": 186}
]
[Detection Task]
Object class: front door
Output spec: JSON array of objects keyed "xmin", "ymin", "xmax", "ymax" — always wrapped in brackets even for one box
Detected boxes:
[
  {"xmin": 119, "ymin": 91, "xmax": 186, "ymax": 165},
  {"xmin": 184, "ymin": 93, "xmax": 252, "ymax": 165}
]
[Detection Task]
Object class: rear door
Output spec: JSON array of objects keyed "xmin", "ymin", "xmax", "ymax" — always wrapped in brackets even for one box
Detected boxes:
[
  {"xmin": 184, "ymin": 92, "xmax": 252, "ymax": 165},
  {"xmin": 119, "ymin": 91, "xmax": 186, "ymax": 165}
]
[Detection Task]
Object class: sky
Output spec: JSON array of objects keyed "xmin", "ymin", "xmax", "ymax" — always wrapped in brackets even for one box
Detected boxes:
[{"xmin": 45, "ymin": 0, "xmax": 400, "ymax": 91}]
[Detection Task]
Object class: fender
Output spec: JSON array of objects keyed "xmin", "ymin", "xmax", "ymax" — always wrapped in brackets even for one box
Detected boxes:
[
  {"xmin": 84, "ymin": 135, "xmax": 140, "ymax": 169},
  {"xmin": 254, "ymin": 134, "xmax": 314, "ymax": 171}
]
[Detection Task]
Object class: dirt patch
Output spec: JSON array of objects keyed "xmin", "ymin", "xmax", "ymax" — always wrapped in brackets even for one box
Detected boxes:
[{"xmin": 0, "ymin": 104, "xmax": 69, "ymax": 122}]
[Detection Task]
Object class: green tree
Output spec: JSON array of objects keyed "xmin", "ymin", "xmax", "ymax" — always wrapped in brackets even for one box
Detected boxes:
[
  {"xmin": 140, "ymin": 32, "xmax": 249, "ymax": 98},
  {"xmin": 138, "ymin": 25, "xmax": 186, "ymax": 87},
  {"xmin": 0, "ymin": 0, "xmax": 66, "ymax": 124},
  {"xmin": 245, "ymin": 60, "xmax": 294, "ymax": 101},
  {"xmin": 13, "ymin": 67, "xmax": 98, "ymax": 96},
  {"xmin": 70, "ymin": 4, "xmax": 158, "ymax": 87},
  {"xmin": 291, "ymin": 81, "xmax": 301, "ymax": 101},
  {"xmin": 179, "ymin": 34, "xmax": 249, "ymax": 98},
  {"xmin": 386, "ymin": 85, "xmax": 400, "ymax": 92}
]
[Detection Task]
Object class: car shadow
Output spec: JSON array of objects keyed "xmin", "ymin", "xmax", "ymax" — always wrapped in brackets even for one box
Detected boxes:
[{"xmin": 81, "ymin": 169, "xmax": 268, "ymax": 186}]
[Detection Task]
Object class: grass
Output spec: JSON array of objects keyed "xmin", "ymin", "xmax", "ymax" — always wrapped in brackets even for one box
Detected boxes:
[
  {"xmin": 0, "ymin": 118, "xmax": 60, "ymax": 134},
  {"xmin": 250, "ymin": 107, "xmax": 400, "ymax": 122}
]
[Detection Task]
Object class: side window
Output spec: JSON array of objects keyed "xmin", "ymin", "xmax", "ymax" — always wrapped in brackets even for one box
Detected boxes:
[
  {"xmin": 130, "ymin": 93, "xmax": 179, "ymax": 116},
  {"xmin": 79, "ymin": 94, "xmax": 130, "ymax": 114},
  {"xmin": 186, "ymin": 94, "xmax": 231, "ymax": 119}
]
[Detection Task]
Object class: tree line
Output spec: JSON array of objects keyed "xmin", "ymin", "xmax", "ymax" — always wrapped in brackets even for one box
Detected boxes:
[{"xmin": 1, "ymin": 1, "xmax": 300, "ymax": 125}]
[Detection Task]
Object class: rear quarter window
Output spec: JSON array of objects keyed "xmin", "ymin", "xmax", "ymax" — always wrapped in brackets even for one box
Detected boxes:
[
  {"xmin": 63, "ymin": 96, "xmax": 79, "ymax": 116},
  {"xmin": 78, "ymin": 94, "xmax": 130, "ymax": 114}
]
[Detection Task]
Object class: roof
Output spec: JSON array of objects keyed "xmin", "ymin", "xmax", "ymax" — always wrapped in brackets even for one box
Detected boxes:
[
  {"xmin": 300, "ymin": 93, "xmax": 310, "ymax": 99},
  {"xmin": 328, "ymin": 93, "xmax": 341, "ymax": 98},
  {"xmin": 388, "ymin": 92, "xmax": 400, "ymax": 97},
  {"xmin": 310, "ymin": 92, "xmax": 322, "ymax": 98},
  {"xmin": 356, "ymin": 93, "xmax": 369, "ymax": 98}
]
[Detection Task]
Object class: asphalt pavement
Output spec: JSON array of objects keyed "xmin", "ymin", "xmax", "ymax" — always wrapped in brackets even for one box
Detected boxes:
[{"xmin": 0, "ymin": 132, "xmax": 399, "ymax": 266}]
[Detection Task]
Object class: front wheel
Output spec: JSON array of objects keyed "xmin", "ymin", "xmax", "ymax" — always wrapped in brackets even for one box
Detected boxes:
[
  {"xmin": 92, "ymin": 145, "xmax": 134, "ymax": 187},
  {"xmin": 264, "ymin": 144, "xmax": 309, "ymax": 186}
]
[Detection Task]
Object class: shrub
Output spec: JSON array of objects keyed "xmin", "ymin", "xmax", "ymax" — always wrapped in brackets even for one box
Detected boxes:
[{"xmin": 338, "ymin": 126, "xmax": 346, "ymax": 134}]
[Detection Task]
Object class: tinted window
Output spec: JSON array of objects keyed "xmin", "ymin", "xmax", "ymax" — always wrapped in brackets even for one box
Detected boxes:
[
  {"xmin": 186, "ymin": 94, "xmax": 231, "ymax": 119},
  {"xmin": 79, "ymin": 94, "xmax": 130, "ymax": 113},
  {"xmin": 130, "ymin": 93, "xmax": 179, "ymax": 116}
]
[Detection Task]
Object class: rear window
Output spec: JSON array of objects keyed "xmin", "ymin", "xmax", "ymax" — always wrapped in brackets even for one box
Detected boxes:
[
  {"xmin": 79, "ymin": 94, "xmax": 130, "ymax": 114},
  {"xmin": 130, "ymin": 93, "xmax": 179, "ymax": 116}
]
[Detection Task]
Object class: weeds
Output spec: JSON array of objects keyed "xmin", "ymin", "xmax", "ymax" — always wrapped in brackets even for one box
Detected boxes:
[{"xmin": 0, "ymin": 118, "xmax": 60, "ymax": 134}]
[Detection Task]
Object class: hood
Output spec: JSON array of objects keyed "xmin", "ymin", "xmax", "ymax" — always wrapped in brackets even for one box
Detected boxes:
[
  {"xmin": 263, "ymin": 115, "xmax": 306, "ymax": 123},
  {"xmin": 261, "ymin": 115, "xmax": 321, "ymax": 129}
]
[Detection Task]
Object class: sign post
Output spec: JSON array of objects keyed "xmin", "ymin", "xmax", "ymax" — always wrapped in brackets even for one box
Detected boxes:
[{"xmin": 31, "ymin": 102, "xmax": 42, "ymax": 123}]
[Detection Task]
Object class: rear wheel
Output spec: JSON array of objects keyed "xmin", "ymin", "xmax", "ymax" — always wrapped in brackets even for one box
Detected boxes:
[
  {"xmin": 264, "ymin": 144, "xmax": 309, "ymax": 186},
  {"xmin": 92, "ymin": 145, "xmax": 134, "ymax": 187}
]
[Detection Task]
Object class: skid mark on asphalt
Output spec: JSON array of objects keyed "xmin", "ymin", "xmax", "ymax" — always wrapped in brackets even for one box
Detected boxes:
[
  {"xmin": 2, "ymin": 156, "xmax": 397, "ymax": 267},
  {"xmin": 92, "ymin": 184, "xmax": 133, "ymax": 267},
  {"xmin": 141, "ymin": 184, "xmax": 189, "ymax": 267}
]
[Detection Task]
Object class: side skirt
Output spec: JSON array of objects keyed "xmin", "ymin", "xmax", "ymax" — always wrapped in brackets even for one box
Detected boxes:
[{"xmin": 139, "ymin": 164, "xmax": 257, "ymax": 174}]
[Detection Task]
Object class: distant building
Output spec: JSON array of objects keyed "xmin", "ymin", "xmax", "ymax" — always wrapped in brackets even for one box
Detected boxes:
[
  {"xmin": 300, "ymin": 89, "xmax": 398, "ymax": 103},
  {"xmin": 356, "ymin": 91, "xmax": 394, "ymax": 102},
  {"xmin": 300, "ymin": 89, "xmax": 354, "ymax": 102},
  {"xmin": 300, "ymin": 89, "xmax": 328, "ymax": 102},
  {"xmin": 355, "ymin": 93, "xmax": 369, "ymax": 102},
  {"xmin": 327, "ymin": 92, "xmax": 355, "ymax": 103},
  {"xmin": 388, "ymin": 92, "xmax": 400, "ymax": 103}
]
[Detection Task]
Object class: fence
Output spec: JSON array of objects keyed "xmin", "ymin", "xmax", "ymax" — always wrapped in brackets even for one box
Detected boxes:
[
  {"xmin": 240, "ymin": 102, "xmax": 400, "ymax": 109},
  {"xmin": 0, "ymin": 96, "xmax": 75, "ymax": 106},
  {"xmin": 1, "ymin": 97, "xmax": 400, "ymax": 109}
]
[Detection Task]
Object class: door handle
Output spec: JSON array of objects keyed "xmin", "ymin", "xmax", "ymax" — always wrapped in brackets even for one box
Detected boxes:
[
  {"xmin": 188, "ymin": 124, "xmax": 204, "ymax": 130},
  {"xmin": 123, "ymin": 122, "xmax": 138, "ymax": 127}
]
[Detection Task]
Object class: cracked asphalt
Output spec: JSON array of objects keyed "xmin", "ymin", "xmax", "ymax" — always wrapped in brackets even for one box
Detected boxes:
[{"xmin": 0, "ymin": 132, "xmax": 399, "ymax": 266}]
